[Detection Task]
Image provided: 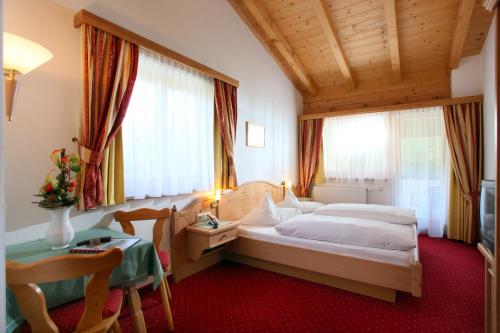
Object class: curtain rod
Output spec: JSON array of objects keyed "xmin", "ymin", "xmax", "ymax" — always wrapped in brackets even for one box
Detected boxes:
[
  {"xmin": 299, "ymin": 95, "xmax": 484, "ymax": 121},
  {"xmin": 74, "ymin": 10, "xmax": 239, "ymax": 88}
]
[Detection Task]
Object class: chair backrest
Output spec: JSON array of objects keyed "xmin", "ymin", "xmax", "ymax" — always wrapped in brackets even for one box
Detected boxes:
[
  {"xmin": 114, "ymin": 208, "xmax": 171, "ymax": 253},
  {"xmin": 6, "ymin": 248, "xmax": 123, "ymax": 333}
]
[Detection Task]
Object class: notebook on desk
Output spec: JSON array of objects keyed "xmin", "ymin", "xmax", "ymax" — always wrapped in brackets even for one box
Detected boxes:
[{"xmin": 70, "ymin": 238, "xmax": 140, "ymax": 254}]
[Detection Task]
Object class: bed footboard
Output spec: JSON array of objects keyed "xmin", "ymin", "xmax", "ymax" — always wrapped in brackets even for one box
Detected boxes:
[{"xmin": 225, "ymin": 237, "xmax": 421, "ymax": 301}]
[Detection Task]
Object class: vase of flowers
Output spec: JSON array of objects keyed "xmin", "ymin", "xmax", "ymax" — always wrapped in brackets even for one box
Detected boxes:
[{"xmin": 34, "ymin": 148, "xmax": 81, "ymax": 250}]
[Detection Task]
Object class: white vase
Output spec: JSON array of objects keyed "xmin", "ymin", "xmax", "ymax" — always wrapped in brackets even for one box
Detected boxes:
[{"xmin": 46, "ymin": 206, "xmax": 75, "ymax": 250}]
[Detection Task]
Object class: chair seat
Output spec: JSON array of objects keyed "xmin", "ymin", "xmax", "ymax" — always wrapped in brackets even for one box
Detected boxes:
[
  {"xmin": 21, "ymin": 288, "xmax": 123, "ymax": 333},
  {"xmin": 159, "ymin": 250, "xmax": 170, "ymax": 269}
]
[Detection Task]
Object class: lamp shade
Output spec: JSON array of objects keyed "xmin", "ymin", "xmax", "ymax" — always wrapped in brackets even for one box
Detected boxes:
[{"xmin": 4, "ymin": 32, "xmax": 53, "ymax": 74}]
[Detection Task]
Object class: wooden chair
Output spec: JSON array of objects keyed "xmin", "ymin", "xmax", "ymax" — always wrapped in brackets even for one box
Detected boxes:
[
  {"xmin": 114, "ymin": 208, "xmax": 174, "ymax": 331},
  {"xmin": 6, "ymin": 248, "xmax": 124, "ymax": 333}
]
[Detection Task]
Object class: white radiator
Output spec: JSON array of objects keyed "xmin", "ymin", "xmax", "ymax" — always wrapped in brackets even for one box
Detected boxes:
[{"xmin": 312, "ymin": 185, "xmax": 367, "ymax": 204}]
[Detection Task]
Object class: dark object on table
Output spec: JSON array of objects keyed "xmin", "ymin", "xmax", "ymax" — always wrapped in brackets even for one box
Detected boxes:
[
  {"xmin": 76, "ymin": 236, "xmax": 112, "ymax": 247},
  {"xmin": 207, "ymin": 214, "xmax": 219, "ymax": 229}
]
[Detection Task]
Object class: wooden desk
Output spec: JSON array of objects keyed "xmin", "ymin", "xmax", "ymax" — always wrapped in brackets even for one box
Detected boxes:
[{"xmin": 6, "ymin": 228, "xmax": 164, "ymax": 333}]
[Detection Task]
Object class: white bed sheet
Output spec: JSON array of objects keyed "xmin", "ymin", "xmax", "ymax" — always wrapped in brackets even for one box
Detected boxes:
[{"xmin": 237, "ymin": 225, "xmax": 415, "ymax": 267}]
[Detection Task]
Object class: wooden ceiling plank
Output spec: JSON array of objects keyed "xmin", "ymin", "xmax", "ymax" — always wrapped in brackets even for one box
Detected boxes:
[
  {"xmin": 227, "ymin": 0, "xmax": 299, "ymax": 89},
  {"xmin": 384, "ymin": 0, "xmax": 402, "ymax": 83},
  {"xmin": 310, "ymin": 0, "xmax": 356, "ymax": 90},
  {"xmin": 234, "ymin": 0, "xmax": 318, "ymax": 95},
  {"xmin": 449, "ymin": 0, "xmax": 476, "ymax": 69}
]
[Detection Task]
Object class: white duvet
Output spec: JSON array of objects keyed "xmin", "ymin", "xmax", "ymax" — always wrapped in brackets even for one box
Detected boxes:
[
  {"xmin": 275, "ymin": 214, "xmax": 416, "ymax": 251},
  {"xmin": 314, "ymin": 203, "xmax": 417, "ymax": 225}
]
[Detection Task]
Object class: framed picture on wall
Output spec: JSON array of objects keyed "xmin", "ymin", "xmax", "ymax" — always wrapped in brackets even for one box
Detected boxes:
[{"xmin": 246, "ymin": 122, "xmax": 265, "ymax": 148}]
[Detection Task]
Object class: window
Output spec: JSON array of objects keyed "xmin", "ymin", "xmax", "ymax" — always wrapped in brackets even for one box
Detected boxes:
[
  {"xmin": 122, "ymin": 48, "xmax": 215, "ymax": 199},
  {"xmin": 395, "ymin": 108, "xmax": 450, "ymax": 237},
  {"xmin": 323, "ymin": 112, "xmax": 391, "ymax": 180},
  {"xmin": 322, "ymin": 107, "xmax": 450, "ymax": 237}
]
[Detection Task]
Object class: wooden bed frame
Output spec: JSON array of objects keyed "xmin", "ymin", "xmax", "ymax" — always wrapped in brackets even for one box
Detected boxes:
[{"xmin": 170, "ymin": 181, "xmax": 422, "ymax": 302}]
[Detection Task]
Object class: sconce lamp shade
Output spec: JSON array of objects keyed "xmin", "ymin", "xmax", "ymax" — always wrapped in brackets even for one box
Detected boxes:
[
  {"xmin": 4, "ymin": 32, "xmax": 53, "ymax": 75},
  {"xmin": 3, "ymin": 32, "xmax": 52, "ymax": 121}
]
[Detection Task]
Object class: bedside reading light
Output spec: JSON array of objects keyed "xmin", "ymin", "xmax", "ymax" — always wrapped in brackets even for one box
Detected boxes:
[
  {"xmin": 211, "ymin": 189, "xmax": 222, "ymax": 217},
  {"xmin": 4, "ymin": 32, "xmax": 53, "ymax": 121},
  {"xmin": 282, "ymin": 179, "xmax": 292, "ymax": 198}
]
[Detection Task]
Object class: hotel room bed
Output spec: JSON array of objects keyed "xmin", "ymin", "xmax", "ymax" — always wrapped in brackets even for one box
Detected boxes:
[
  {"xmin": 170, "ymin": 181, "xmax": 422, "ymax": 302},
  {"xmin": 237, "ymin": 224, "xmax": 415, "ymax": 267}
]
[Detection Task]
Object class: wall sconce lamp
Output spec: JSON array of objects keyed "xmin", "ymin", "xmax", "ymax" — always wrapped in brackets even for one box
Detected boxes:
[
  {"xmin": 281, "ymin": 180, "xmax": 292, "ymax": 198},
  {"xmin": 4, "ymin": 32, "xmax": 53, "ymax": 121},
  {"xmin": 211, "ymin": 189, "xmax": 222, "ymax": 217}
]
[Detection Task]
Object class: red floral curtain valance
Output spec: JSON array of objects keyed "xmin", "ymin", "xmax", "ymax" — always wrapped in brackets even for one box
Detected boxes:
[{"xmin": 78, "ymin": 25, "xmax": 139, "ymax": 210}]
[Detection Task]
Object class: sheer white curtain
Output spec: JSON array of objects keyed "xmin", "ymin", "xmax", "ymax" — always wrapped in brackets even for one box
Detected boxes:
[
  {"xmin": 323, "ymin": 112, "xmax": 392, "ymax": 181},
  {"xmin": 322, "ymin": 107, "xmax": 450, "ymax": 237},
  {"xmin": 393, "ymin": 107, "xmax": 450, "ymax": 237},
  {"xmin": 122, "ymin": 48, "xmax": 215, "ymax": 199}
]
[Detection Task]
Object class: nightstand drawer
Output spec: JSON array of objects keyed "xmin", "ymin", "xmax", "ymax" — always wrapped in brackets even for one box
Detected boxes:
[
  {"xmin": 208, "ymin": 228, "xmax": 238, "ymax": 248},
  {"xmin": 185, "ymin": 221, "xmax": 239, "ymax": 261}
]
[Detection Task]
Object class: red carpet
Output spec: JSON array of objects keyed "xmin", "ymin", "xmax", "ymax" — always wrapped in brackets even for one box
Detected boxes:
[{"xmin": 118, "ymin": 235, "xmax": 484, "ymax": 332}]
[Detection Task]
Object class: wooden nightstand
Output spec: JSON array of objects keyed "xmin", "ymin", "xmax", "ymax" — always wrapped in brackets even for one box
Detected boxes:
[{"xmin": 185, "ymin": 221, "xmax": 239, "ymax": 260}]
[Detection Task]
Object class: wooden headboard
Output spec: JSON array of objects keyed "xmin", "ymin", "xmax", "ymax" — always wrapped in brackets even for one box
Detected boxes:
[
  {"xmin": 169, "ymin": 181, "xmax": 284, "ymax": 282},
  {"xmin": 218, "ymin": 181, "xmax": 284, "ymax": 220},
  {"xmin": 170, "ymin": 180, "xmax": 283, "ymax": 236}
]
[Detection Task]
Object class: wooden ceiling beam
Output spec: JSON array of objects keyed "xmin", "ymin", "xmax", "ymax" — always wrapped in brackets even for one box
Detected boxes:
[
  {"xmin": 300, "ymin": 95, "xmax": 483, "ymax": 120},
  {"xmin": 229, "ymin": 0, "xmax": 318, "ymax": 96},
  {"xmin": 310, "ymin": 0, "xmax": 356, "ymax": 90},
  {"xmin": 449, "ymin": 0, "xmax": 476, "ymax": 69},
  {"xmin": 384, "ymin": 0, "xmax": 402, "ymax": 83}
]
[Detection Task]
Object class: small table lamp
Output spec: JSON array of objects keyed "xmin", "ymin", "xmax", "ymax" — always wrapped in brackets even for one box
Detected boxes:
[
  {"xmin": 282, "ymin": 180, "xmax": 292, "ymax": 198},
  {"xmin": 211, "ymin": 189, "xmax": 221, "ymax": 217},
  {"xmin": 4, "ymin": 32, "xmax": 53, "ymax": 121}
]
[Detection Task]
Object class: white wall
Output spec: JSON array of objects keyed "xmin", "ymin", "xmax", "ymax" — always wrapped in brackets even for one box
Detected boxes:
[
  {"xmin": 481, "ymin": 13, "xmax": 497, "ymax": 180},
  {"xmin": 451, "ymin": 55, "xmax": 483, "ymax": 98},
  {"xmin": 0, "ymin": 0, "xmax": 6, "ymax": 327},
  {"xmin": 4, "ymin": 0, "xmax": 302, "ymax": 244},
  {"xmin": 450, "ymin": 13, "xmax": 497, "ymax": 180}
]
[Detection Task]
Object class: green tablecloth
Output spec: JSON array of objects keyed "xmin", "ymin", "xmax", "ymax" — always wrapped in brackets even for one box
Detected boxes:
[{"xmin": 5, "ymin": 227, "xmax": 164, "ymax": 333}]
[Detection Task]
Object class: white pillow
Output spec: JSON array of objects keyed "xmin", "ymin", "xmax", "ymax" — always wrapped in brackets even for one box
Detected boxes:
[
  {"xmin": 239, "ymin": 192, "xmax": 281, "ymax": 226},
  {"xmin": 277, "ymin": 207, "xmax": 302, "ymax": 221},
  {"xmin": 300, "ymin": 201, "xmax": 324, "ymax": 213},
  {"xmin": 277, "ymin": 189, "xmax": 302, "ymax": 209},
  {"xmin": 314, "ymin": 203, "xmax": 417, "ymax": 225},
  {"xmin": 277, "ymin": 189, "xmax": 324, "ymax": 213},
  {"xmin": 275, "ymin": 214, "xmax": 416, "ymax": 251}
]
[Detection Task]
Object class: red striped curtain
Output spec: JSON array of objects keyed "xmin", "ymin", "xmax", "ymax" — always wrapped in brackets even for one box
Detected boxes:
[
  {"xmin": 298, "ymin": 119, "xmax": 324, "ymax": 197},
  {"xmin": 214, "ymin": 79, "xmax": 238, "ymax": 189},
  {"xmin": 78, "ymin": 25, "xmax": 139, "ymax": 210}
]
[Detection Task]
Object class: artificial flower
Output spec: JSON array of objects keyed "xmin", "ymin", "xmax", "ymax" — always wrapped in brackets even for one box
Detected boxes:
[
  {"xmin": 50, "ymin": 149, "xmax": 61, "ymax": 167},
  {"xmin": 34, "ymin": 147, "xmax": 81, "ymax": 209}
]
